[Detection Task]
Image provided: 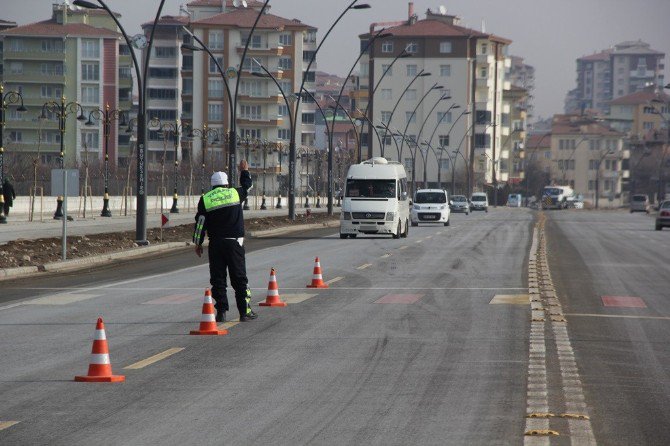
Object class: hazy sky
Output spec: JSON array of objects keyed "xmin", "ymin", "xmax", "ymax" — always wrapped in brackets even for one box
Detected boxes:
[{"xmin": 5, "ymin": 0, "xmax": 670, "ymax": 120}]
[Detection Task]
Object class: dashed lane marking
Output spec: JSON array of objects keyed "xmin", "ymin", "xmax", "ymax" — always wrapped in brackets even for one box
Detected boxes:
[
  {"xmin": 0, "ymin": 421, "xmax": 19, "ymax": 431},
  {"xmin": 123, "ymin": 347, "xmax": 185, "ymax": 370},
  {"xmin": 325, "ymin": 276, "xmax": 343, "ymax": 285},
  {"xmin": 490, "ymin": 294, "xmax": 530, "ymax": 305},
  {"xmin": 356, "ymin": 264, "xmax": 373, "ymax": 270},
  {"xmin": 380, "ymin": 253, "xmax": 392, "ymax": 258},
  {"xmin": 399, "ymin": 246, "xmax": 409, "ymax": 250}
]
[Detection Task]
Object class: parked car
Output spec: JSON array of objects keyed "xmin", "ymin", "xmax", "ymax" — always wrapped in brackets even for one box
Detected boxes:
[
  {"xmin": 470, "ymin": 192, "xmax": 488, "ymax": 212},
  {"xmin": 411, "ymin": 189, "xmax": 450, "ymax": 226},
  {"xmin": 655, "ymin": 200, "xmax": 670, "ymax": 230},
  {"xmin": 630, "ymin": 194, "xmax": 650, "ymax": 213},
  {"xmin": 507, "ymin": 193, "xmax": 522, "ymax": 207},
  {"xmin": 450, "ymin": 195, "xmax": 470, "ymax": 214}
]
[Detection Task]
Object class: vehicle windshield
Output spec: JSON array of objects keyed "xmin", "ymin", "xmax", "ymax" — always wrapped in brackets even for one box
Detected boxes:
[
  {"xmin": 415, "ymin": 192, "xmax": 446, "ymax": 204},
  {"xmin": 471, "ymin": 196, "xmax": 486, "ymax": 202},
  {"xmin": 661, "ymin": 201, "xmax": 670, "ymax": 209},
  {"xmin": 632, "ymin": 195, "xmax": 647, "ymax": 202},
  {"xmin": 452, "ymin": 196, "xmax": 467, "ymax": 202},
  {"xmin": 346, "ymin": 179, "xmax": 396, "ymax": 198},
  {"xmin": 544, "ymin": 188, "xmax": 561, "ymax": 195}
]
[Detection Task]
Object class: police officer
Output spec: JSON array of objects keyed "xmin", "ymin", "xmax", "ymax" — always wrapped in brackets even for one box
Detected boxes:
[{"xmin": 193, "ymin": 160, "xmax": 257, "ymax": 322}]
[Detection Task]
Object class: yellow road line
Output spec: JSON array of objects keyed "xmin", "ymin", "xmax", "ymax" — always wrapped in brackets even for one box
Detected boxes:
[
  {"xmin": 0, "ymin": 421, "xmax": 19, "ymax": 431},
  {"xmin": 564, "ymin": 313, "xmax": 670, "ymax": 321},
  {"xmin": 326, "ymin": 276, "xmax": 344, "ymax": 285},
  {"xmin": 124, "ymin": 348, "xmax": 185, "ymax": 370},
  {"xmin": 357, "ymin": 264, "xmax": 373, "ymax": 270}
]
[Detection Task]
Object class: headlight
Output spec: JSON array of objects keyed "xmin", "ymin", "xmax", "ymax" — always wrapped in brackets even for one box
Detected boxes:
[
  {"xmin": 342, "ymin": 212, "xmax": 351, "ymax": 220},
  {"xmin": 385, "ymin": 212, "xmax": 395, "ymax": 221},
  {"xmin": 439, "ymin": 205, "xmax": 445, "ymax": 210}
]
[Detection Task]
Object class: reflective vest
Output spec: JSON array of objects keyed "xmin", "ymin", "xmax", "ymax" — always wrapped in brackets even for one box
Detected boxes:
[{"xmin": 203, "ymin": 187, "xmax": 240, "ymax": 211}]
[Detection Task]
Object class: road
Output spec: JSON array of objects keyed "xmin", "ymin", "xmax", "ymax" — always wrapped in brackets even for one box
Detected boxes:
[{"xmin": 1, "ymin": 208, "xmax": 669, "ymax": 445}]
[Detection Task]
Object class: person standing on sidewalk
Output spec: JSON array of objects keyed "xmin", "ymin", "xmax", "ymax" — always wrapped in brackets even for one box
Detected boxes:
[
  {"xmin": 2, "ymin": 179, "xmax": 16, "ymax": 216},
  {"xmin": 193, "ymin": 160, "xmax": 258, "ymax": 322}
]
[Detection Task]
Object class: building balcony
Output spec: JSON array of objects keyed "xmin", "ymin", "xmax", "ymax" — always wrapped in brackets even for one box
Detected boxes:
[
  {"xmin": 5, "ymin": 118, "xmax": 58, "ymax": 130},
  {"xmin": 9, "ymin": 141, "xmax": 61, "ymax": 153},
  {"xmin": 237, "ymin": 117, "xmax": 283, "ymax": 126},
  {"xmin": 240, "ymin": 69, "xmax": 283, "ymax": 79},
  {"xmin": 476, "ymin": 77, "xmax": 490, "ymax": 88},
  {"xmin": 119, "ymin": 77, "xmax": 133, "ymax": 88},
  {"xmin": 238, "ymin": 94, "xmax": 284, "ymax": 104},
  {"xmin": 2, "ymin": 49, "xmax": 65, "ymax": 61},
  {"xmin": 3, "ymin": 71, "xmax": 66, "ymax": 84},
  {"xmin": 236, "ymin": 44, "xmax": 284, "ymax": 57},
  {"xmin": 477, "ymin": 54, "xmax": 494, "ymax": 65}
]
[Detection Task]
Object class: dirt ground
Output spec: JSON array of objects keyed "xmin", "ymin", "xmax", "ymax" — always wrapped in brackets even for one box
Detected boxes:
[{"xmin": 0, "ymin": 212, "xmax": 338, "ymax": 269}]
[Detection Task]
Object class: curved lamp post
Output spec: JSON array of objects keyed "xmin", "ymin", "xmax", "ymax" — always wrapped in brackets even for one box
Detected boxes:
[
  {"xmin": 292, "ymin": 1, "xmax": 371, "ymax": 219},
  {"xmin": 74, "ymin": 0, "xmax": 168, "ymax": 245},
  {"xmin": 0, "ymin": 85, "xmax": 26, "ymax": 224},
  {"xmin": 375, "ymin": 122, "xmax": 402, "ymax": 160},
  {"xmin": 85, "ymin": 104, "xmax": 125, "ymax": 217}
]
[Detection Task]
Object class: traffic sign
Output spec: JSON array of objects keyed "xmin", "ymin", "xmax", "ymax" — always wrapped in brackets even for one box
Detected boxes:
[{"xmin": 161, "ymin": 213, "xmax": 169, "ymax": 228}]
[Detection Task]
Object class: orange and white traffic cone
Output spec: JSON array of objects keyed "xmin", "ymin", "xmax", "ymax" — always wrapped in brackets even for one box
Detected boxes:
[
  {"xmin": 75, "ymin": 317, "xmax": 125, "ymax": 383},
  {"xmin": 190, "ymin": 289, "xmax": 228, "ymax": 335},
  {"xmin": 306, "ymin": 257, "xmax": 329, "ymax": 288},
  {"xmin": 259, "ymin": 268, "xmax": 287, "ymax": 307}
]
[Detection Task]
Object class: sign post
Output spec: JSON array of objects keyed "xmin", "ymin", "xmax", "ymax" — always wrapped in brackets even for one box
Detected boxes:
[{"xmin": 51, "ymin": 169, "xmax": 79, "ymax": 260}]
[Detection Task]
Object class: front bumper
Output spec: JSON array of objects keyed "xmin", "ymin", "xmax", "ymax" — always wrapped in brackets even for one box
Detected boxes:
[
  {"xmin": 340, "ymin": 220, "xmax": 396, "ymax": 234},
  {"xmin": 411, "ymin": 210, "xmax": 448, "ymax": 222}
]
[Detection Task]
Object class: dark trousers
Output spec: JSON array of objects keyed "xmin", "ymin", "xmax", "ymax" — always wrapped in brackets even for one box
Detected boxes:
[
  {"xmin": 3, "ymin": 202, "xmax": 9, "ymax": 216},
  {"xmin": 208, "ymin": 238, "xmax": 249, "ymax": 317}
]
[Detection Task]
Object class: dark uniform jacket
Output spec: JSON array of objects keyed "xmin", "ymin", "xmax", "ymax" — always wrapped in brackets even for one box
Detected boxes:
[
  {"xmin": 193, "ymin": 171, "xmax": 252, "ymax": 244},
  {"xmin": 3, "ymin": 180, "xmax": 15, "ymax": 206}
]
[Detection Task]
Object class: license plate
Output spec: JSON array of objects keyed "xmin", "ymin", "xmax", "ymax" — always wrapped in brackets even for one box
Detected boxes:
[{"xmin": 423, "ymin": 215, "xmax": 436, "ymax": 220}]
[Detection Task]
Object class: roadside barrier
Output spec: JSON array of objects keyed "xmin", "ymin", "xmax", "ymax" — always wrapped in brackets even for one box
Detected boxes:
[
  {"xmin": 259, "ymin": 268, "xmax": 287, "ymax": 307},
  {"xmin": 190, "ymin": 289, "xmax": 228, "ymax": 335},
  {"xmin": 306, "ymin": 257, "xmax": 329, "ymax": 288},
  {"xmin": 74, "ymin": 317, "xmax": 125, "ymax": 383}
]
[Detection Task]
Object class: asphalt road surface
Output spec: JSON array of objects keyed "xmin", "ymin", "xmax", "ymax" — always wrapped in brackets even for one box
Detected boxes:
[{"xmin": 1, "ymin": 208, "xmax": 668, "ymax": 445}]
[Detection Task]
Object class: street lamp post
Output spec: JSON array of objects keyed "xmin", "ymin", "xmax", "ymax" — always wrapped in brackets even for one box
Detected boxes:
[
  {"xmin": 85, "ymin": 104, "xmax": 125, "ymax": 217},
  {"xmin": 0, "ymin": 84, "xmax": 27, "ymax": 224},
  {"xmin": 74, "ymin": 0, "xmax": 168, "ymax": 245}
]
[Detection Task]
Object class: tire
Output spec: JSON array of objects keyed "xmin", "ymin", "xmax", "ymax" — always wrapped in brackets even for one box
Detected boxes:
[
  {"xmin": 444, "ymin": 219, "xmax": 450, "ymax": 226},
  {"xmin": 392, "ymin": 222, "xmax": 401, "ymax": 239},
  {"xmin": 340, "ymin": 233, "xmax": 347, "ymax": 239},
  {"xmin": 656, "ymin": 223, "xmax": 662, "ymax": 231},
  {"xmin": 411, "ymin": 221, "xmax": 418, "ymax": 227},
  {"xmin": 351, "ymin": 234, "xmax": 357, "ymax": 238},
  {"xmin": 401, "ymin": 220, "xmax": 409, "ymax": 238},
  {"xmin": 466, "ymin": 212, "xmax": 469, "ymax": 215}
]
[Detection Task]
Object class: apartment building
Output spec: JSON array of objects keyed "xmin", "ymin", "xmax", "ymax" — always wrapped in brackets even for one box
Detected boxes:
[
  {"xmin": 550, "ymin": 114, "xmax": 628, "ymax": 206},
  {"xmin": 358, "ymin": 3, "xmax": 511, "ymax": 192},
  {"xmin": 506, "ymin": 55, "xmax": 534, "ymax": 119},
  {"xmin": 501, "ymin": 84, "xmax": 527, "ymax": 185},
  {"xmin": 183, "ymin": 0, "xmax": 317, "ymax": 184},
  {"xmin": 0, "ymin": 2, "xmax": 133, "ymax": 167},
  {"xmin": 568, "ymin": 40, "xmax": 665, "ymax": 114}
]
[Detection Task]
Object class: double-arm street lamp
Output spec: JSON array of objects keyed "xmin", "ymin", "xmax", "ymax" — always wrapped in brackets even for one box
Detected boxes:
[
  {"xmin": 0, "ymin": 84, "xmax": 27, "ymax": 224},
  {"xmin": 74, "ymin": 0, "xmax": 167, "ymax": 245},
  {"xmin": 85, "ymin": 104, "xmax": 126, "ymax": 217},
  {"xmin": 187, "ymin": 124, "xmax": 220, "ymax": 194}
]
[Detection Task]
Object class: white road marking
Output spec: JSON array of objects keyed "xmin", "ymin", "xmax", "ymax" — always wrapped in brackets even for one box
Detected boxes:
[
  {"xmin": 356, "ymin": 264, "xmax": 373, "ymax": 270},
  {"xmin": 325, "ymin": 276, "xmax": 343, "ymax": 285},
  {"xmin": 399, "ymin": 246, "xmax": 409, "ymax": 250},
  {"xmin": 124, "ymin": 348, "xmax": 184, "ymax": 370},
  {"xmin": 0, "ymin": 421, "xmax": 19, "ymax": 431},
  {"xmin": 24, "ymin": 293, "xmax": 101, "ymax": 306},
  {"xmin": 380, "ymin": 253, "xmax": 392, "ymax": 258}
]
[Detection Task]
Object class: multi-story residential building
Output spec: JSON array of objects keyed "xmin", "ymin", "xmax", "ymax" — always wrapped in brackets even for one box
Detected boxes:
[
  {"xmin": 140, "ymin": 15, "xmax": 190, "ymax": 169},
  {"xmin": 506, "ymin": 55, "xmax": 535, "ymax": 119},
  {"xmin": 0, "ymin": 19, "xmax": 18, "ymax": 78},
  {"xmin": 567, "ymin": 40, "xmax": 665, "ymax": 114},
  {"xmin": 501, "ymin": 84, "xmax": 527, "ymax": 185},
  {"xmin": 183, "ymin": 0, "xmax": 317, "ymax": 191},
  {"xmin": 0, "ymin": 2, "xmax": 133, "ymax": 168},
  {"xmin": 358, "ymin": 3, "xmax": 511, "ymax": 193},
  {"xmin": 550, "ymin": 114, "xmax": 628, "ymax": 207}
]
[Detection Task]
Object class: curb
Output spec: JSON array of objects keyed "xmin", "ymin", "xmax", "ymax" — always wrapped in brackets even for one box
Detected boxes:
[{"xmin": 0, "ymin": 220, "xmax": 340, "ymax": 281}]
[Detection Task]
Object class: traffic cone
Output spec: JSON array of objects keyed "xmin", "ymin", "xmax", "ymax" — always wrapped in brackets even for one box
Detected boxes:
[
  {"xmin": 260, "ymin": 268, "xmax": 287, "ymax": 307},
  {"xmin": 75, "ymin": 317, "xmax": 125, "ymax": 383},
  {"xmin": 306, "ymin": 257, "xmax": 329, "ymax": 288},
  {"xmin": 190, "ymin": 289, "xmax": 228, "ymax": 335}
]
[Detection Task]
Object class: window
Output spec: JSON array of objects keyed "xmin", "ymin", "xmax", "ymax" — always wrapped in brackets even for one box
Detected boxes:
[
  {"xmin": 406, "ymin": 112, "xmax": 416, "ymax": 124},
  {"xmin": 241, "ymin": 128, "xmax": 262, "ymax": 139},
  {"xmin": 302, "ymin": 112, "xmax": 315, "ymax": 124},
  {"xmin": 81, "ymin": 39, "xmax": 99, "ymax": 58},
  {"xmin": 381, "ymin": 111, "xmax": 392, "ymax": 123},
  {"xmin": 588, "ymin": 180, "xmax": 595, "ymax": 191},
  {"xmin": 241, "ymin": 105, "xmax": 262, "ymax": 120},
  {"xmin": 155, "ymin": 46, "xmax": 176, "ymax": 58},
  {"xmin": 279, "ymin": 33, "xmax": 293, "ymax": 46},
  {"xmin": 182, "ymin": 54, "xmax": 193, "ymax": 70},
  {"xmin": 481, "ymin": 43, "xmax": 488, "ymax": 54},
  {"xmin": 439, "ymin": 135, "xmax": 450, "ymax": 147},
  {"xmin": 381, "ymin": 89, "xmax": 392, "ymax": 100},
  {"xmin": 440, "ymin": 64, "xmax": 451, "ymax": 77},
  {"xmin": 81, "ymin": 85, "xmax": 99, "ymax": 103},
  {"xmin": 40, "ymin": 131, "xmax": 61, "ymax": 144},
  {"xmin": 148, "ymin": 89, "xmax": 175, "ymax": 100},
  {"xmin": 405, "ymin": 42, "xmax": 418, "ymax": 53},
  {"xmin": 405, "ymin": 89, "xmax": 417, "ymax": 100},
  {"xmin": 475, "ymin": 110, "xmax": 491, "ymax": 125},
  {"xmin": 42, "ymin": 39, "xmax": 63, "ymax": 52},
  {"xmin": 151, "ymin": 109, "xmax": 177, "ymax": 121},
  {"xmin": 81, "ymin": 131, "xmax": 99, "ymax": 149},
  {"xmin": 278, "ymin": 128, "xmax": 290, "ymax": 140},
  {"xmin": 303, "ymin": 71, "xmax": 316, "ymax": 83},
  {"xmin": 9, "ymin": 39, "xmax": 24, "ymax": 52},
  {"xmin": 381, "ymin": 64, "xmax": 393, "ymax": 76},
  {"xmin": 41, "ymin": 62, "xmax": 63, "ymax": 75},
  {"xmin": 479, "ymin": 67, "xmax": 488, "ymax": 78},
  {"xmin": 119, "ymin": 67, "xmax": 132, "ymax": 79},
  {"xmin": 381, "ymin": 41, "xmax": 393, "ymax": 53},
  {"xmin": 474, "ymin": 133, "xmax": 491, "ymax": 148},
  {"xmin": 208, "ymin": 104, "xmax": 223, "ymax": 121},
  {"xmin": 303, "ymin": 50, "xmax": 316, "ymax": 63},
  {"xmin": 241, "ymin": 80, "xmax": 263, "ymax": 97},
  {"xmin": 279, "ymin": 80, "xmax": 292, "ymax": 95},
  {"xmin": 8, "ymin": 131, "xmax": 22, "ymax": 142},
  {"xmin": 81, "ymin": 63, "xmax": 99, "ymax": 81},
  {"xmin": 9, "ymin": 62, "xmax": 23, "ymax": 74},
  {"xmin": 279, "ymin": 57, "xmax": 293, "ymax": 70},
  {"xmin": 437, "ymin": 111, "xmax": 452, "ymax": 124},
  {"xmin": 209, "ymin": 57, "xmax": 224, "ymax": 74},
  {"xmin": 209, "ymin": 30, "xmax": 224, "ymax": 50},
  {"xmin": 303, "ymin": 31, "xmax": 316, "ymax": 44},
  {"xmin": 278, "ymin": 104, "xmax": 288, "ymax": 116},
  {"xmin": 643, "ymin": 121, "xmax": 654, "ymax": 130},
  {"xmin": 439, "ymin": 158, "xmax": 450, "ymax": 170},
  {"xmin": 149, "ymin": 67, "xmax": 176, "ymax": 79},
  {"xmin": 242, "ymin": 33, "xmax": 262, "ymax": 49},
  {"xmin": 439, "ymin": 41, "xmax": 452, "ymax": 53},
  {"xmin": 208, "ymin": 79, "xmax": 224, "ymax": 98},
  {"xmin": 183, "ymin": 78, "xmax": 193, "ymax": 95}
]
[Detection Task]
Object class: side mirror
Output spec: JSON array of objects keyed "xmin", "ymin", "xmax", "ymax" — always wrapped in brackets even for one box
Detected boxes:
[
  {"xmin": 402, "ymin": 191, "xmax": 408, "ymax": 199},
  {"xmin": 409, "ymin": 199, "xmax": 413, "ymax": 206},
  {"xmin": 449, "ymin": 200, "xmax": 453, "ymax": 206}
]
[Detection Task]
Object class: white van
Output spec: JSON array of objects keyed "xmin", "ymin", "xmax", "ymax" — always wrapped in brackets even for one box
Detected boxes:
[
  {"xmin": 340, "ymin": 157, "xmax": 410, "ymax": 239},
  {"xmin": 411, "ymin": 189, "xmax": 450, "ymax": 226},
  {"xmin": 470, "ymin": 192, "xmax": 489, "ymax": 212},
  {"xmin": 507, "ymin": 193, "xmax": 522, "ymax": 207}
]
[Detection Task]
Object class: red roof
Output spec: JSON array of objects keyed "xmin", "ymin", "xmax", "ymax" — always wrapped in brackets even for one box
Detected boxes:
[
  {"xmin": 551, "ymin": 114, "xmax": 622, "ymax": 137},
  {"xmin": 0, "ymin": 19, "xmax": 119, "ymax": 38},
  {"xmin": 609, "ymin": 90, "xmax": 670, "ymax": 106},
  {"xmin": 578, "ymin": 50, "xmax": 612, "ymax": 62},
  {"xmin": 372, "ymin": 18, "xmax": 511, "ymax": 44},
  {"xmin": 526, "ymin": 133, "xmax": 551, "ymax": 148},
  {"xmin": 142, "ymin": 15, "xmax": 190, "ymax": 28},
  {"xmin": 187, "ymin": 0, "xmax": 266, "ymax": 7},
  {"xmin": 193, "ymin": 8, "xmax": 314, "ymax": 30}
]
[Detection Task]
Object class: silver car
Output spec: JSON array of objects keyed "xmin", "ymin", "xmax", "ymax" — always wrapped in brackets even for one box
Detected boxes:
[
  {"xmin": 630, "ymin": 194, "xmax": 650, "ymax": 213},
  {"xmin": 450, "ymin": 195, "xmax": 470, "ymax": 215},
  {"xmin": 655, "ymin": 200, "xmax": 670, "ymax": 231}
]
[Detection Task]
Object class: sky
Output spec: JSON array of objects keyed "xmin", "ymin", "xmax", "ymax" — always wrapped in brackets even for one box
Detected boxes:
[{"xmin": 5, "ymin": 0, "xmax": 670, "ymax": 121}]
